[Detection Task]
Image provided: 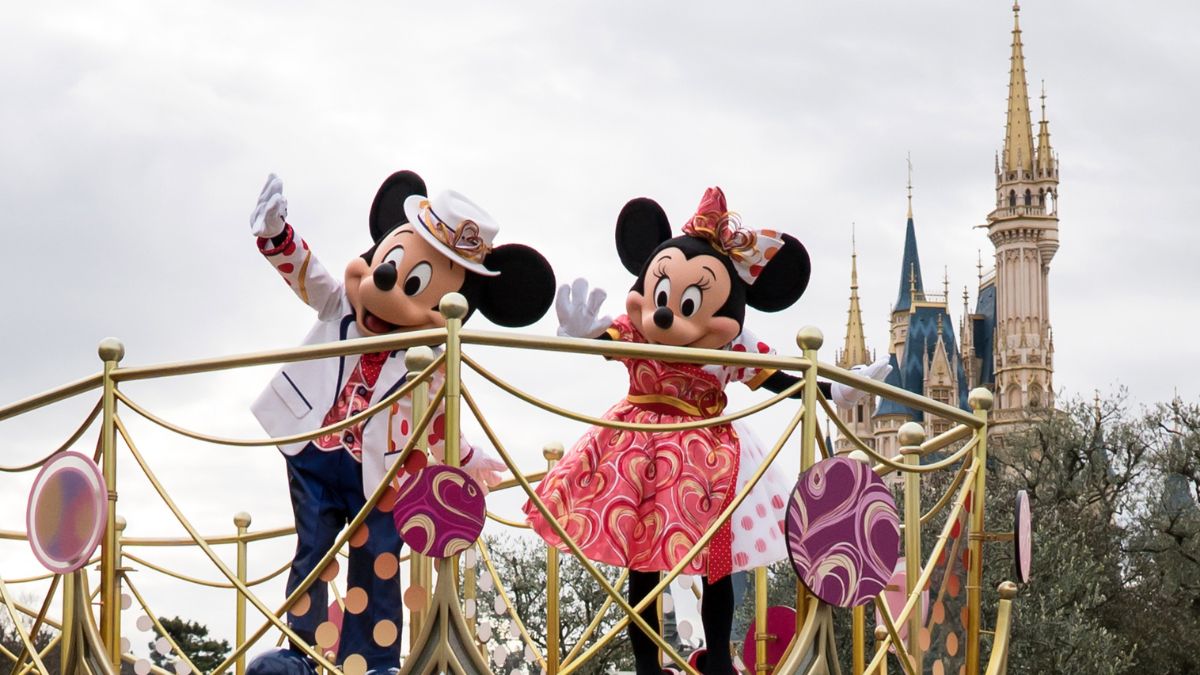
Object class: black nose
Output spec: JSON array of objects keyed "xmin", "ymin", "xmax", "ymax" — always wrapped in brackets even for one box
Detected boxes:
[
  {"xmin": 653, "ymin": 307, "xmax": 674, "ymax": 329},
  {"xmin": 373, "ymin": 263, "xmax": 397, "ymax": 291}
]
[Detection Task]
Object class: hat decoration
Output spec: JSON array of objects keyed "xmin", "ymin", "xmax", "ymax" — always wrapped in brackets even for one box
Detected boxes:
[
  {"xmin": 681, "ymin": 186, "xmax": 785, "ymax": 285},
  {"xmin": 403, "ymin": 190, "xmax": 501, "ymax": 277}
]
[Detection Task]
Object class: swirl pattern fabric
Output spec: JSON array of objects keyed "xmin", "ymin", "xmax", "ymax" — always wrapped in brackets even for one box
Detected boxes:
[
  {"xmin": 785, "ymin": 457, "xmax": 900, "ymax": 608},
  {"xmin": 391, "ymin": 465, "xmax": 485, "ymax": 558},
  {"xmin": 526, "ymin": 316, "xmax": 754, "ymax": 578}
]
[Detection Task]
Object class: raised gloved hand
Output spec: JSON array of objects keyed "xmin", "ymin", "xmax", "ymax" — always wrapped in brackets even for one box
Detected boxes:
[
  {"xmin": 462, "ymin": 449, "xmax": 507, "ymax": 494},
  {"xmin": 249, "ymin": 173, "xmax": 288, "ymax": 238},
  {"xmin": 555, "ymin": 278, "xmax": 612, "ymax": 338},
  {"xmin": 831, "ymin": 355, "xmax": 894, "ymax": 407}
]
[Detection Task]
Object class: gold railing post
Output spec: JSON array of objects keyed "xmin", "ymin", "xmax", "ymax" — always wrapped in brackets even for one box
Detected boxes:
[
  {"xmin": 61, "ymin": 571, "xmax": 77, "ymax": 675},
  {"xmin": 543, "ymin": 442, "xmax": 564, "ymax": 675},
  {"xmin": 439, "ymin": 294, "xmax": 467, "ymax": 587},
  {"xmin": 897, "ymin": 422, "xmax": 926, "ymax": 674},
  {"xmin": 873, "ymin": 625, "xmax": 889, "ymax": 675},
  {"xmin": 403, "ymin": 346, "xmax": 436, "ymax": 649},
  {"xmin": 794, "ymin": 327, "xmax": 823, "ymax": 636},
  {"xmin": 97, "ymin": 337, "xmax": 124, "ymax": 670},
  {"xmin": 234, "ymin": 511, "xmax": 252, "ymax": 675},
  {"xmin": 754, "ymin": 566, "xmax": 768, "ymax": 673},
  {"xmin": 848, "ymin": 449, "xmax": 872, "ymax": 675},
  {"xmin": 965, "ymin": 389, "xmax": 992, "ymax": 675}
]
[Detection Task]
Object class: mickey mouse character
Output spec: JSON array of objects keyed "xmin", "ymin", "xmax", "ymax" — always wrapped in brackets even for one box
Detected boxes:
[
  {"xmin": 526, "ymin": 187, "xmax": 889, "ymax": 675},
  {"xmin": 248, "ymin": 171, "xmax": 554, "ymax": 673}
]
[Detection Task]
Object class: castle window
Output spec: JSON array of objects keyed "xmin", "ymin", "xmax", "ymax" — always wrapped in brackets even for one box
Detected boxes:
[
  {"xmin": 1038, "ymin": 188, "xmax": 1045, "ymax": 206},
  {"xmin": 1023, "ymin": 189, "xmax": 1032, "ymax": 206},
  {"xmin": 1008, "ymin": 190, "xmax": 1016, "ymax": 207}
]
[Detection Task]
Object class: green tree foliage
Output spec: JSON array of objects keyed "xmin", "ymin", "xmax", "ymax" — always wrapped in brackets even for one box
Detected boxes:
[
  {"xmin": 0, "ymin": 617, "xmax": 59, "ymax": 675},
  {"xmin": 470, "ymin": 535, "xmax": 635, "ymax": 674},
  {"xmin": 147, "ymin": 617, "xmax": 230, "ymax": 673}
]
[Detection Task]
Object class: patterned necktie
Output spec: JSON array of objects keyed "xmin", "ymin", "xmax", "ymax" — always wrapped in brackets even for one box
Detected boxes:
[{"xmin": 314, "ymin": 351, "xmax": 390, "ymax": 460}]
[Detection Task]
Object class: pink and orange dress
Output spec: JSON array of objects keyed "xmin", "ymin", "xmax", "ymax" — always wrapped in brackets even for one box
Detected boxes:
[{"xmin": 524, "ymin": 315, "xmax": 791, "ymax": 579}]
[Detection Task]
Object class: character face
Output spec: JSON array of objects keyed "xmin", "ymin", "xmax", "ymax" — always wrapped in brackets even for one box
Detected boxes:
[
  {"xmin": 344, "ymin": 224, "xmax": 467, "ymax": 335},
  {"xmin": 626, "ymin": 248, "xmax": 740, "ymax": 349}
]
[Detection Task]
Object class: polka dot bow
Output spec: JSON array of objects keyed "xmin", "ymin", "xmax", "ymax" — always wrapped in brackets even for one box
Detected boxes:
[{"xmin": 681, "ymin": 186, "xmax": 784, "ymax": 285}]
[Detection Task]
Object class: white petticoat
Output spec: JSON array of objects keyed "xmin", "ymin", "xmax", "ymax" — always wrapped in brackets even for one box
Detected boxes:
[{"xmin": 729, "ymin": 421, "xmax": 793, "ymax": 571}]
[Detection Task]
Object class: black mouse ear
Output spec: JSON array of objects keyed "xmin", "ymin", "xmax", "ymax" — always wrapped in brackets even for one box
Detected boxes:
[
  {"xmin": 474, "ymin": 244, "xmax": 556, "ymax": 327},
  {"xmin": 615, "ymin": 198, "xmax": 672, "ymax": 275},
  {"xmin": 745, "ymin": 233, "xmax": 811, "ymax": 312},
  {"xmin": 369, "ymin": 171, "xmax": 428, "ymax": 242}
]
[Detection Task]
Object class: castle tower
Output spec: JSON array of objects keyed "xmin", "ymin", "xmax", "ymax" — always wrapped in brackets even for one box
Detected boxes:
[
  {"xmin": 835, "ymin": 228, "xmax": 876, "ymax": 455},
  {"xmin": 987, "ymin": 2, "xmax": 1058, "ymax": 423},
  {"xmin": 890, "ymin": 159, "xmax": 924, "ymax": 368}
]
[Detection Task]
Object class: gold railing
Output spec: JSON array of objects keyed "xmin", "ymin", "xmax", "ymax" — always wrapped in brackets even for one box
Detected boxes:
[{"xmin": 0, "ymin": 292, "xmax": 1017, "ymax": 675}]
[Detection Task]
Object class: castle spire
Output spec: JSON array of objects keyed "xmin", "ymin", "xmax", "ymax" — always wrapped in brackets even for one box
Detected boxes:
[
  {"xmin": 1036, "ymin": 80, "xmax": 1055, "ymax": 176},
  {"xmin": 1003, "ymin": 2, "xmax": 1035, "ymax": 175},
  {"xmin": 839, "ymin": 225, "xmax": 869, "ymax": 368},
  {"xmin": 895, "ymin": 160, "xmax": 924, "ymax": 312}
]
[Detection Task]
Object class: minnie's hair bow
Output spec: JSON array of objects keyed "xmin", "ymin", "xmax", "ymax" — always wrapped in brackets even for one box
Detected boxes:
[{"xmin": 681, "ymin": 187, "xmax": 784, "ymax": 285}]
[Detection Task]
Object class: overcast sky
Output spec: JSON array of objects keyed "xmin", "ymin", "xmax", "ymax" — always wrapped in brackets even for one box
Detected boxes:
[{"xmin": 2, "ymin": 0, "xmax": 1198, "ymax": 658}]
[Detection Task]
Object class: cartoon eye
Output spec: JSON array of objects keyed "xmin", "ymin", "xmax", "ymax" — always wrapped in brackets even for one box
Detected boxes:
[
  {"xmin": 404, "ymin": 262, "xmax": 432, "ymax": 296},
  {"xmin": 382, "ymin": 246, "xmax": 405, "ymax": 269},
  {"xmin": 653, "ymin": 277, "xmax": 671, "ymax": 308},
  {"xmin": 680, "ymin": 285, "xmax": 703, "ymax": 317}
]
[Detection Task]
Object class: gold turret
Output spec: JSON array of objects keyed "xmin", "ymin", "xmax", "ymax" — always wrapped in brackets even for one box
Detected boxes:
[
  {"xmin": 838, "ymin": 226, "xmax": 870, "ymax": 369},
  {"xmin": 1002, "ymin": 2, "xmax": 1035, "ymax": 175},
  {"xmin": 1036, "ymin": 80, "xmax": 1055, "ymax": 176}
]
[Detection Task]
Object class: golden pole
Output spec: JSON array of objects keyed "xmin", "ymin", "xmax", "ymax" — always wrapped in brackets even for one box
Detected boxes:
[
  {"xmin": 440, "ymin": 294, "xmax": 466, "ymax": 588},
  {"xmin": 754, "ymin": 566, "xmax": 768, "ymax": 673},
  {"xmin": 898, "ymin": 422, "xmax": 926, "ymax": 674},
  {"xmin": 234, "ymin": 512, "xmax": 252, "ymax": 675},
  {"xmin": 847, "ymin": 448, "xmax": 872, "ymax": 675},
  {"xmin": 61, "ymin": 572, "xmax": 76, "ymax": 675},
  {"xmin": 97, "ymin": 337, "xmax": 123, "ymax": 670},
  {"xmin": 795, "ymin": 327, "xmax": 823, "ymax": 637},
  {"xmin": 403, "ymin": 346, "xmax": 435, "ymax": 650},
  {"xmin": 544, "ymin": 442, "xmax": 564, "ymax": 675},
  {"xmin": 964, "ymin": 389, "xmax": 992, "ymax": 675},
  {"xmin": 873, "ymin": 625, "xmax": 889, "ymax": 675}
]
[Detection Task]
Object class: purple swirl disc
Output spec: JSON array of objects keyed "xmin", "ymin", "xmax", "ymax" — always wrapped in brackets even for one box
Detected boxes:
[
  {"xmin": 1015, "ymin": 490, "xmax": 1032, "ymax": 583},
  {"xmin": 785, "ymin": 457, "xmax": 900, "ymax": 608},
  {"xmin": 26, "ymin": 451, "xmax": 108, "ymax": 573},
  {"xmin": 391, "ymin": 465, "xmax": 485, "ymax": 558}
]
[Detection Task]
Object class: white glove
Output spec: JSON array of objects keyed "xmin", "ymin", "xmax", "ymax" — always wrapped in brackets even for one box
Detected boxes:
[
  {"xmin": 831, "ymin": 355, "xmax": 893, "ymax": 407},
  {"xmin": 463, "ymin": 448, "xmax": 507, "ymax": 494},
  {"xmin": 249, "ymin": 173, "xmax": 288, "ymax": 238},
  {"xmin": 555, "ymin": 278, "xmax": 612, "ymax": 338}
]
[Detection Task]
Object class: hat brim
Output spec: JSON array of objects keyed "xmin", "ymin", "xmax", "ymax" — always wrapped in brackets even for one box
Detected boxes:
[{"xmin": 403, "ymin": 195, "xmax": 500, "ymax": 277}]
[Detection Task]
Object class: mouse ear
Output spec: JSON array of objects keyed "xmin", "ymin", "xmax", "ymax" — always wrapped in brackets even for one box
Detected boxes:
[
  {"xmin": 474, "ymin": 244, "xmax": 556, "ymax": 327},
  {"xmin": 369, "ymin": 171, "xmax": 428, "ymax": 242},
  {"xmin": 615, "ymin": 198, "xmax": 672, "ymax": 275},
  {"xmin": 745, "ymin": 233, "xmax": 811, "ymax": 312}
]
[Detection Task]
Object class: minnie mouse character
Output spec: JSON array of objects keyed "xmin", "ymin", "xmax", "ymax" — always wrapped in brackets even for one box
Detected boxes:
[
  {"xmin": 248, "ymin": 172, "xmax": 554, "ymax": 673},
  {"xmin": 526, "ymin": 187, "xmax": 888, "ymax": 675}
]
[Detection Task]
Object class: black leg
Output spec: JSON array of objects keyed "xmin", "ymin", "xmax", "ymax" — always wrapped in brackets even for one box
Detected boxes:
[
  {"xmin": 700, "ymin": 575, "xmax": 735, "ymax": 675},
  {"xmin": 628, "ymin": 570, "xmax": 665, "ymax": 675}
]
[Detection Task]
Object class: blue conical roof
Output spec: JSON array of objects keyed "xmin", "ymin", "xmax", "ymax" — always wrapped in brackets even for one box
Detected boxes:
[{"xmin": 894, "ymin": 217, "xmax": 924, "ymax": 312}]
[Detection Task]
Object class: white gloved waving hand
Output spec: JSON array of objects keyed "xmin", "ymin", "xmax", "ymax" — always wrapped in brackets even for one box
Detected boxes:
[
  {"xmin": 556, "ymin": 278, "xmax": 612, "ymax": 338},
  {"xmin": 831, "ymin": 355, "xmax": 894, "ymax": 407},
  {"xmin": 249, "ymin": 173, "xmax": 288, "ymax": 239}
]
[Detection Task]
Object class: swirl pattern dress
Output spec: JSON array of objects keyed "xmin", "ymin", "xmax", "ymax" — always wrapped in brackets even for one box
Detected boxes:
[{"xmin": 524, "ymin": 315, "xmax": 790, "ymax": 579}]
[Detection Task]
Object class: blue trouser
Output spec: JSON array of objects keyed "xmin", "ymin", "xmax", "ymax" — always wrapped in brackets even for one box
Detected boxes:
[{"xmin": 284, "ymin": 443, "xmax": 403, "ymax": 671}]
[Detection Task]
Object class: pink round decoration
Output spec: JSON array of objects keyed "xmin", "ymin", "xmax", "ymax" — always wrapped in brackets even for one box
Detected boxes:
[
  {"xmin": 741, "ymin": 606, "xmax": 797, "ymax": 669},
  {"xmin": 26, "ymin": 452, "xmax": 108, "ymax": 574},
  {"xmin": 1015, "ymin": 490, "xmax": 1032, "ymax": 582},
  {"xmin": 785, "ymin": 457, "xmax": 901, "ymax": 608},
  {"xmin": 391, "ymin": 465, "xmax": 485, "ymax": 558},
  {"xmin": 874, "ymin": 558, "xmax": 930, "ymax": 651}
]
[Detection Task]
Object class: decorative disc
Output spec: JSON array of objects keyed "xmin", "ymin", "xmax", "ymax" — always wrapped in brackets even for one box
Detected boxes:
[
  {"xmin": 391, "ymin": 465, "xmax": 485, "ymax": 558},
  {"xmin": 785, "ymin": 457, "xmax": 900, "ymax": 608},
  {"xmin": 26, "ymin": 451, "xmax": 108, "ymax": 573},
  {"xmin": 741, "ymin": 606, "xmax": 797, "ymax": 669},
  {"xmin": 874, "ymin": 558, "xmax": 930, "ymax": 651},
  {"xmin": 1015, "ymin": 490, "xmax": 1032, "ymax": 583}
]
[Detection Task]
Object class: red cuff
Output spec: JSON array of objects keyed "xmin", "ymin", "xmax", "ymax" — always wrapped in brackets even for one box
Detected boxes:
[{"xmin": 257, "ymin": 224, "xmax": 295, "ymax": 256}]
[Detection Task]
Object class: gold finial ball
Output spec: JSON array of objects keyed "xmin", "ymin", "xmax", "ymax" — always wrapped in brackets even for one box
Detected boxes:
[
  {"xmin": 404, "ymin": 346, "xmax": 437, "ymax": 371},
  {"xmin": 998, "ymin": 580, "xmax": 1018, "ymax": 599},
  {"xmin": 847, "ymin": 450, "xmax": 871, "ymax": 464},
  {"xmin": 898, "ymin": 422, "xmax": 926, "ymax": 447},
  {"xmin": 438, "ymin": 292, "xmax": 470, "ymax": 320},
  {"xmin": 115, "ymin": 516, "xmax": 127, "ymax": 531},
  {"xmin": 968, "ymin": 388, "xmax": 995, "ymax": 411},
  {"xmin": 542, "ymin": 441, "xmax": 564, "ymax": 462},
  {"xmin": 233, "ymin": 512, "xmax": 252, "ymax": 528},
  {"xmin": 98, "ymin": 338, "xmax": 125, "ymax": 363},
  {"xmin": 874, "ymin": 625, "xmax": 889, "ymax": 641},
  {"xmin": 795, "ymin": 326, "xmax": 824, "ymax": 351}
]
